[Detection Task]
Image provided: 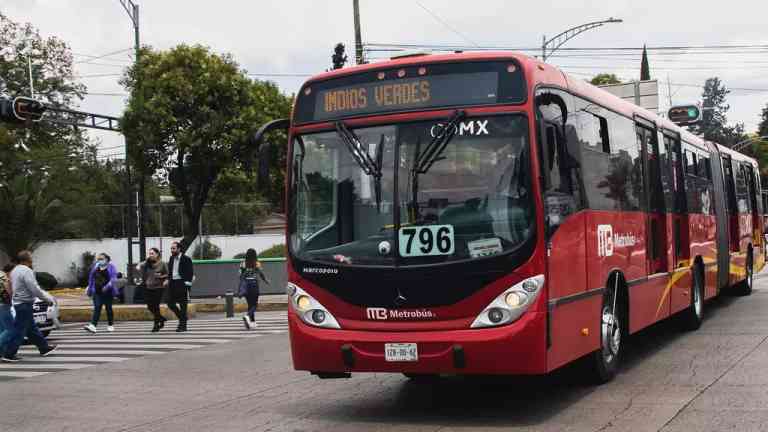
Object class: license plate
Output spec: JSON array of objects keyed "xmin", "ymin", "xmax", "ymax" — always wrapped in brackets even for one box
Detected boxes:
[
  {"xmin": 385, "ymin": 343, "xmax": 418, "ymax": 362},
  {"xmin": 34, "ymin": 313, "xmax": 47, "ymax": 324}
]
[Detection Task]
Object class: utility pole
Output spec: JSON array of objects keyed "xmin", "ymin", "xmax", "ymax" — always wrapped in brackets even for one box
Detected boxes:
[
  {"xmin": 353, "ymin": 0, "xmax": 364, "ymax": 65},
  {"xmin": 119, "ymin": 0, "xmax": 147, "ymax": 273}
]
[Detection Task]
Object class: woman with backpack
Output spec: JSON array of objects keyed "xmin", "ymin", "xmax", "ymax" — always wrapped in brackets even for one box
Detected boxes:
[
  {"xmin": 136, "ymin": 247, "xmax": 169, "ymax": 332},
  {"xmin": 84, "ymin": 253, "xmax": 119, "ymax": 333},
  {"xmin": 239, "ymin": 248, "xmax": 270, "ymax": 330}
]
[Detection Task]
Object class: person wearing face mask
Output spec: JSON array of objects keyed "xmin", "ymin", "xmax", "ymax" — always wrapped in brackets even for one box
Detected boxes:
[
  {"xmin": 136, "ymin": 248, "xmax": 169, "ymax": 332},
  {"xmin": 84, "ymin": 253, "xmax": 119, "ymax": 333}
]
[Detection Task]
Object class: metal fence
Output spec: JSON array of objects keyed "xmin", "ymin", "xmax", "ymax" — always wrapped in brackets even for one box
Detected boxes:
[{"xmin": 77, "ymin": 202, "xmax": 276, "ymax": 239}]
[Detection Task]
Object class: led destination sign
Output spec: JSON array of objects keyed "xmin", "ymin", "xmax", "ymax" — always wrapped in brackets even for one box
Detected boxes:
[
  {"xmin": 294, "ymin": 61, "xmax": 526, "ymax": 123},
  {"xmin": 316, "ymin": 72, "xmax": 497, "ymax": 120}
]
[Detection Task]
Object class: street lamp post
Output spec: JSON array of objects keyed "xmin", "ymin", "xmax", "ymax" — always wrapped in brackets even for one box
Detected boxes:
[{"xmin": 541, "ymin": 18, "xmax": 623, "ymax": 62}]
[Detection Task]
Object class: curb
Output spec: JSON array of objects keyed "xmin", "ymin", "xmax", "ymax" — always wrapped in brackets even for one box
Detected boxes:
[{"xmin": 59, "ymin": 302, "xmax": 287, "ymax": 322}]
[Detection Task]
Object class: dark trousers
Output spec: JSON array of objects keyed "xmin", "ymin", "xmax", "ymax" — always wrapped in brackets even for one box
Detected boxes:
[
  {"xmin": 145, "ymin": 288, "xmax": 165, "ymax": 323},
  {"xmin": 246, "ymin": 290, "xmax": 259, "ymax": 321},
  {"xmin": 3, "ymin": 302, "xmax": 51, "ymax": 357},
  {"xmin": 167, "ymin": 280, "xmax": 188, "ymax": 322},
  {"xmin": 91, "ymin": 293, "xmax": 114, "ymax": 326}
]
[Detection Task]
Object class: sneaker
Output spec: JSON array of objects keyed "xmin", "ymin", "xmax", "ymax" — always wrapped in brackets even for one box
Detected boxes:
[
  {"xmin": 151, "ymin": 323, "xmax": 161, "ymax": 333},
  {"xmin": 1, "ymin": 355, "xmax": 22, "ymax": 363},
  {"xmin": 242, "ymin": 316, "xmax": 251, "ymax": 330},
  {"xmin": 176, "ymin": 322, "xmax": 187, "ymax": 332},
  {"xmin": 39, "ymin": 345, "xmax": 58, "ymax": 357},
  {"xmin": 84, "ymin": 323, "xmax": 97, "ymax": 333},
  {"xmin": 107, "ymin": 325, "xmax": 115, "ymax": 332},
  {"xmin": 158, "ymin": 317, "xmax": 166, "ymax": 329}
]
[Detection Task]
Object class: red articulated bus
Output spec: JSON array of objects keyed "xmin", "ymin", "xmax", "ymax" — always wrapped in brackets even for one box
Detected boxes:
[{"xmin": 255, "ymin": 51, "xmax": 764, "ymax": 383}]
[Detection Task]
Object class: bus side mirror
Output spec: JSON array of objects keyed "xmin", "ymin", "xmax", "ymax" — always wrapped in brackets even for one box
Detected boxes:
[{"xmin": 252, "ymin": 118, "xmax": 290, "ymax": 190}]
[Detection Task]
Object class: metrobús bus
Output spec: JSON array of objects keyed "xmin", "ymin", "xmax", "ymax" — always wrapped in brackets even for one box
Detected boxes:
[{"xmin": 255, "ymin": 52, "xmax": 764, "ymax": 383}]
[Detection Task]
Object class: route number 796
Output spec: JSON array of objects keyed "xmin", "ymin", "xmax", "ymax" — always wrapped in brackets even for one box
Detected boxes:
[{"xmin": 398, "ymin": 225, "xmax": 455, "ymax": 257}]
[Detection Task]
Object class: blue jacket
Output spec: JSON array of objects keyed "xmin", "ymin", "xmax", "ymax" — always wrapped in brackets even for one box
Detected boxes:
[{"xmin": 86, "ymin": 262, "xmax": 119, "ymax": 297}]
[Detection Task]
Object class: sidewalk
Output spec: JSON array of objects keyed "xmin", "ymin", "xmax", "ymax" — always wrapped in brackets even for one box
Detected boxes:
[{"xmin": 53, "ymin": 288, "xmax": 288, "ymax": 322}]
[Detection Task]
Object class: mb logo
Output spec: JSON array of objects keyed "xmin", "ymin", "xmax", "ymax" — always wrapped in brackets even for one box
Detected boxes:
[
  {"xmin": 597, "ymin": 224, "xmax": 614, "ymax": 257},
  {"xmin": 366, "ymin": 307, "xmax": 388, "ymax": 320}
]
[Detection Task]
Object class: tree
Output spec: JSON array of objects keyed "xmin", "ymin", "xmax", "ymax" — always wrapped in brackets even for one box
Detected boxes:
[
  {"xmin": 590, "ymin": 73, "xmax": 622, "ymax": 86},
  {"xmin": 0, "ymin": 14, "xmax": 99, "ymax": 255},
  {"xmin": 331, "ymin": 43, "xmax": 348, "ymax": 70},
  {"xmin": 687, "ymin": 77, "xmax": 746, "ymax": 147},
  {"xmin": 759, "ymin": 103, "xmax": 768, "ymax": 138},
  {"xmin": 120, "ymin": 44, "xmax": 291, "ymax": 252},
  {"xmin": 640, "ymin": 45, "xmax": 650, "ymax": 81}
]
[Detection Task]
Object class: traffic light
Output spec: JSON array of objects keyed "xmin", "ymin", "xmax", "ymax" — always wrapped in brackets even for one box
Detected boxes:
[
  {"xmin": 0, "ymin": 96, "xmax": 47, "ymax": 123},
  {"xmin": 668, "ymin": 105, "xmax": 701, "ymax": 126}
]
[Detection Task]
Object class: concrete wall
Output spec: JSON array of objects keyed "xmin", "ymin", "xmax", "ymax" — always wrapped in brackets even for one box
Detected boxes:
[{"xmin": 2, "ymin": 234, "xmax": 285, "ymax": 286}]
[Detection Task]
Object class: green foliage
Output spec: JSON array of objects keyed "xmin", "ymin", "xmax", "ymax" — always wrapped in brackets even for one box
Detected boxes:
[
  {"xmin": 590, "ymin": 73, "xmax": 622, "ymax": 86},
  {"xmin": 120, "ymin": 44, "xmax": 291, "ymax": 250},
  {"xmin": 0, "ymin": 14, "xmax": 103, "ymax": 253},
  {"xmin": 258, "ymin": 243, "xmax": 286, "ymax": 258},
  {"xmin": 192, "ymin": 239, "xmax": 222, "ymax": 259},
  {"xmin": 759, "ymin": 103, "xmax": 768, "ymax": 138},
  {"xmin": 687, "ymin": 77, "xmax": 746, "ymax": 146}
]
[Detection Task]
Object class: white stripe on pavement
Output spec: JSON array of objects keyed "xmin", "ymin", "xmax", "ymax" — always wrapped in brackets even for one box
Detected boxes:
[
  {"xmin": 0, "ymin": 371, "xmax": 49, "ymax": 378},
  {"xmin": 16, "ymin": 350, "xmax": 164, "ymax": 355},
  {"xmin": 0, "ymin": 364, "xmax": 93, "ymax": 370},
  {"xmin": 15, "ymin": 357, "xmax": 131, "ymax": 363},
  {"xmin": 48, "ymin": 338, "xmax": 234, "ymax": 344}
]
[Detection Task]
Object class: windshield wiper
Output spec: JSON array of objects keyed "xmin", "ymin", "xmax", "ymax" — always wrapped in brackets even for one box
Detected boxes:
[
  {"xmin": 334, "ymin": 121, "xmax": 385, "ymax": 212},
  {"xmin": 408, "ymin": 110, "xmax": 466, "ymax": 222}
]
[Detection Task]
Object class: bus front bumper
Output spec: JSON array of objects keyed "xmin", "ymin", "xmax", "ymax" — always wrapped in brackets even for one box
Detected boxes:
[{"xmin": 288, "ymin": 310, "xmax": 547, "ymax": 376}]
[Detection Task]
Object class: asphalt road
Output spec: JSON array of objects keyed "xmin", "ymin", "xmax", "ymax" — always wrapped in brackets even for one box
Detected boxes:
[{"xmin": 3, "ymin": 275, "xmax": 768, "ymax": 432}]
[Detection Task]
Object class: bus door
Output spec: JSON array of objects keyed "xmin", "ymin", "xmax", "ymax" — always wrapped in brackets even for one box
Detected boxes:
[
  {"xmin": 637, "ymin": 122, "xmax": 668, "ymax": 275},
  {"xmin": 662, "ymin": 133, "xmax": 688, "ymax": 269},
  {"xmin": 745, "ymin": 164, "xmax": 760, "ymax": 245},
  {"xmin": 722, "ymin": 155, "xmax": 740, "ymax": 252}
]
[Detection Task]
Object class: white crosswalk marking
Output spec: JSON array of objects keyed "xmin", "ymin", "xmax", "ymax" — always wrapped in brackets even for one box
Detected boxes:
[{"xmin": 0, "ymin": 314, "xmax": 288, "ymax": 381}]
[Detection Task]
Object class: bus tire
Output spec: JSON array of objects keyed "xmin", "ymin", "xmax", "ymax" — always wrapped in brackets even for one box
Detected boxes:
[
  {"xmin": 735, "ymin": 248, "xmax": 753, "ymax": 296},
  {"xmin": 680, "ymin": 263, "xmax": 704, "ymax": 331},
  {"xmin": 588, "ymin": 276, "xmax": 625, "ymax": 384}
]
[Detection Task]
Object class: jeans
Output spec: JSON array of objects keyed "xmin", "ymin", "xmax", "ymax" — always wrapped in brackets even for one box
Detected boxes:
[
  {"xmin": 0, "ymin": 304, "xmax": 14, "ymax": 352},
  {"xmin": 3, "ymin": 302, "xmax": 51, "ymax": 357},
  {"xmin": 91, "ymin": 293, "xmax": 114, "ymax": 326},
  {"xmin": 245, "ymin": 291, "xmax": 259, "ymax": 321}
]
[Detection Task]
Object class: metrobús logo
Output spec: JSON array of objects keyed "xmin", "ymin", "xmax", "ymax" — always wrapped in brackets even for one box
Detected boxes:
[
  {"xmin": 302, "ymin": 267, "xmax": 339, "ymax": 275},
  {"xmin": 366, "ymin": 307, "xmax": 436, "ymax": 320},
  {"xmin": 597, "ymin": 224, "xmax": 637, "ymax": 257}
]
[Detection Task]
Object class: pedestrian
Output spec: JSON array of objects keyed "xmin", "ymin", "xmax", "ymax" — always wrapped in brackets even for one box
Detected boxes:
[
  {"xmin": 0, "ymin": 264, "xmax": 15, "ymax": 354},
  {"xmin": 1, "ymin": 251, "xmax": 58, "ymax": 362},
  {"xmin": 136, "ymin": 247, "xmax": 168, "ymax": 333},
  {"xmin": 84, "ymin": 253, "xmax": 119, "ymax": 333},
  {"xmin": 167, "ymin": 241, "xmax": 193, "ymax": 332},
  {"xmin": 239, "ymin": 248, "xmax": 270, "ymax": 330}
]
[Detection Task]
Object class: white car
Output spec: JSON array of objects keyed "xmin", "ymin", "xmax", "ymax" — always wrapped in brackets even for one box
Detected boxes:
[{"xmin": 32, "ymin": 298, "xmax": 62, "ymax": 337}]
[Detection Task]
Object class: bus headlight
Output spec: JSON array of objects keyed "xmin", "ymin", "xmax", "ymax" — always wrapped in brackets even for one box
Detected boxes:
[
  {"xmin": 470, "ymin": 275, "xmax": 545, "ymax": 328},
  {"xmin": 287, "ymin": 283, "xmax": 341, "ymax": 329}
]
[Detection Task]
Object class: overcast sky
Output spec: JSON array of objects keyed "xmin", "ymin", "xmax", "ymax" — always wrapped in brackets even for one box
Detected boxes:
[{"xmin": 3, "ymin": 0, "xmax": 767, "ymax": 153}]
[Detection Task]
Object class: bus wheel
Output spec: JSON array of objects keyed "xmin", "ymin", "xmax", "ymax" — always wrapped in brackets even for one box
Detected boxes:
[
  {"xmin": 589, "ymin": 280, "xmax": 624, "ymax": 384},
  {"xmin": 681, "ymin": 264, "xmax": 704, "ymax": 331},
  {"xmin": 735, "ymin": 250, "xmax": 754, "ymax": 296}
]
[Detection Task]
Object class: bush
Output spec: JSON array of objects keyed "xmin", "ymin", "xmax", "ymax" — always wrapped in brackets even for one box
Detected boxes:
[
  {"xmin": 192, "ymin": 239, "xmax": 222, "ymax": 259},
  {"xmin": 233, "ymin": 244, "xmax": 286, "ymax": 260},
  {"xmin": 35, "ymin": 272, "xmax": 59, "ymax": 290},
  {"xmin": 259, "ymin": 244, "xmax": 286, "ymax": 258},
  {"xmin": 68, "ymin": 251, "xmax": 95, "ymax": 287}
]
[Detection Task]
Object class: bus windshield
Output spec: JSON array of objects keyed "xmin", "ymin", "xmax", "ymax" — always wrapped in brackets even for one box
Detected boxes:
[{"xmin": 290, "ymin": 114, "xmax": 533, "ymax": 267}]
